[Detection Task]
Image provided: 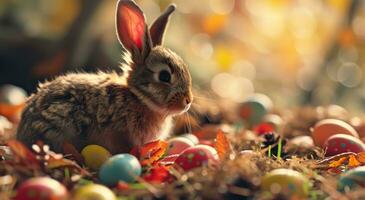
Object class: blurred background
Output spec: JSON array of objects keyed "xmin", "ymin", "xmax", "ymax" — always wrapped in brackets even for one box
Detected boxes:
[{"xmin": 1, "ymin": 0, "xmax": 365, "ymax": 114}]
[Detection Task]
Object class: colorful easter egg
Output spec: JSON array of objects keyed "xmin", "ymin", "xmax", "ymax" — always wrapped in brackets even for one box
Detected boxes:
[
  {"xmin": 14, "ymin": 177, "xmax": 68, "ymax": 200},
  {"xmin": 174, "ymin": 145, "xmax": 219, "ymax": 171},
  {"xmin": 338, "ymin": 166, "xmax": 365, "ymax": 192},
  {"xmin": 73, "ymin": 184, "xmax": 116, "ymax": 200},
  {"xmin": 167, "ymin": 137, "xmax": 195, "ymax": 155},
  {"xmin": 0, "ymin": 84, "xmax": 27, "ymax": 122},
  {"xmin": 312, "ymin": 119, "xmax": 359, "ymax": 147},
  {"xmin": 81, "ymin": 145, "xmax": 111, "ymax": 170},
  {"xmin": 324, "ymin": 134, "xmax": 365, "ymax": 156},
  {"xmin": 261, "ymin": 168, "xmax": 309, "ymax": 199},
  {"xmin": 99, "ymin": 154, "xmax": 141, "ymax": 185},
  {"xmin": 239, "ymin": 94, "xmax": 273, "ymax": 125},
  {"xmin": 180, "ymin": 133, "xmax": 199, "ymax": 145}
]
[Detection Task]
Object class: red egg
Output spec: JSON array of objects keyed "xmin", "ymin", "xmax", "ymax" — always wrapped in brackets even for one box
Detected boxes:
[
  {"xmin": 324, "ymin": 134, "xmax": 365, "ymax": 156},
  {"xmin": 14, "ymin": 177, "xmax": 68, "ymax": 200},
  {"xmin": 167, "ymin": 137, "xmax": 195, "ymax": 155},
  {"xmin": 174, "ymin": 145, "xmax": 219, "ymax": 171},
  {"xmin": 312, "ymin": 119, "xmax": 359, "ymax": 147}
]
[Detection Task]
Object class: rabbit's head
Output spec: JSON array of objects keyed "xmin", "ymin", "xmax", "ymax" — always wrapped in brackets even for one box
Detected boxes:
[{"xmin": 116, "ymin": 0, "xmax": 193, "ymax": 115}]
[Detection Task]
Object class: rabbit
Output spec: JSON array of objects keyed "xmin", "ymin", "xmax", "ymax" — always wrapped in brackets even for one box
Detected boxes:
[{"xmin": 16, "ymin": 0, "xmax": 193, "ymax": 154}]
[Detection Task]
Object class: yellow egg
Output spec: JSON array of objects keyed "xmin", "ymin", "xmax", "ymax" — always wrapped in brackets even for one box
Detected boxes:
[
  {"xmin": 73, "ymin": 184, "xmax": 116, "ymax": 200},
  {"xmin": 81, "ymin": 145, "xmax": 111, "ymax": 170}
]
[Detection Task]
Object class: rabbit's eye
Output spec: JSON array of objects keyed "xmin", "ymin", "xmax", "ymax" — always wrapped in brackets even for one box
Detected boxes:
[{"xmin": 158, "ymin": 70, "xmax": 171, "ymax": 83}]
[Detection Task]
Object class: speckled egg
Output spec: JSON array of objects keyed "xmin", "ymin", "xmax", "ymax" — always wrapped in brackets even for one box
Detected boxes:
[
  {"xmin": 261, "ymin": 168, "xmax": 309, "ymax": 199},
  {"xmin": 180, "ymin": 133, "xmax": 199, "ymax": 145},
  {"xmin": 174, "ymin": 145, "xmax": 219, "ymax": 171},
  {"xmin": 81, "ymin": 145, "xmax": 111, "ymax": 170},
  {"xmin": 324, "ymin": 134, "xmax": 365, "ymax": 156},
  {"xmin": 338, "ymin": 166, "xmax": 365, "ymax": 192},
  {"xmin": 312, "ymin": 119, "xmax": 359, "ymax": 147},
  {"xmin": 99, "ymin": 154, "xmax": 141, "ymax": 185},
  {"xmin": 14, "ymin": 177, "xmax": 68, "ymax": 200},
  {"xmin": 166, "ymin": 137, "xmax": 195, "ymax": 155},
  {"xmin": 239, "ymin": 94, "xmax": 273, "ymax": 125},
  {"xmin": 73, "ymin": 184, "xmax": 116, "ymax": 200}
]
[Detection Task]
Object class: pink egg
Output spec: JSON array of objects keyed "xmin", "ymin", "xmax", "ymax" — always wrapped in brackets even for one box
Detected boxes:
[
  {"xmin": 167, "ymin": 137, "xmax": 195, "ymax": 155},
  {"xmin": 324, "ymin": 134, "xmax": 365, "ymax": 156},
  {"xmin": 312, "ymin": 119, "xmax": 359, "ymax": 147},
  {"xmin": 174, "ymin": 145, "xmax": 219, "ymax": 171},
  {"xmin": 14, "ymin": 177, "xmax": 68, "ymax": 200}
]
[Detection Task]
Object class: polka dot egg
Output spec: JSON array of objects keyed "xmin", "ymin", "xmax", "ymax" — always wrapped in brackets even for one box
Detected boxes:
[
  {"xmin": 99, "ymin": 154, "xmax": 141, "ymax": 186},
  {"xmin": 312, "ymin": 119, "xmax": 359, "ymax": 147},
  {"xmin": 174, "ymin": 145, "xmax": 219, "ymax": 171},
  {"xmin": 73, "ymin": 184, "xmax": 116, "ymax": 200},
  {"xmin": 166, "ymin": 137, "xmax": 195, "ymax": 155},
  {"xmin": 261, "ymin": 168, "xmax": 309, "ymax": 199},
  {"xmin": 14, "ymin": 177, "xmax": 68, "ymax": 200},
  {"xmin": 324, "ymin": 134, "xmax": 365, "ymax": 156},
  {"xmin": 338, "ymin": 166, "xmax": 365, "ymax": 192}
]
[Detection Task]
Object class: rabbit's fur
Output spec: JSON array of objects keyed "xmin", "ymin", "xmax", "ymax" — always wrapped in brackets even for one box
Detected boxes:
[{"xmin": 16, "ymin": 0, "xmax": 193, "ymax": 154}]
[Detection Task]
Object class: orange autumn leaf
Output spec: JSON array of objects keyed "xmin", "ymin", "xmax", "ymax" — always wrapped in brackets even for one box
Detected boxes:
[
  {"xmin": 215, "ymin": 129, "xmax": 231, "ymax": 160},
  {"xmin": 139, "ymin": 140, "xmax": 168, "ymax": 166},
  {"xmin": 348, "ymin": 155, "xmax": 361, "ymax": 168},
  {"xmin": 329, "ymin": 157, "xmax": 347, "ymax": 168},
  {"xmin": 356, "ymin": 152, "xmax": 365, "ymax": 163}
]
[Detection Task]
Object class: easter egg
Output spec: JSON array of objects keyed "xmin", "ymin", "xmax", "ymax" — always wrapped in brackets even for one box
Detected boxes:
[
  {"xmin": 167, "ymin": 137, "xmax": 195, "ymax": 155},
  {"xmin": 99, "ymin": 154, "xmax": 141, "ymax": 185},
  {"xmin": 239, "ymin": 94, "xmax": 273, "ymax": 125},
  {"xmin": 174, "ymin": 145, "xmax": 219, "ymax": 171},
  {"xmin": 289, "ymin": 136, "xmax": 314, "ymax": 148},
  {"xmin": 324, "ymin": 134, "xmax": 365, "ymax": 156},
  {"xmin": 81, "ymin": 145, "xmax": 111, "ymax": 170},
  {"xmin": 338, "ymin": 166, "xmax": 365, "ymax": 192},
  {"xmin": 14, "ymin": 177, "xmax": 68, "ymax": 200},
  {"xmin": 263, "ymin": 114, "xmax": 283, "ymax": 130},
  {"xmin": 261, "ymin": 168, "xmax": 309, "ymax": 199},
  {"xmin": 312, "ymin": 119, "xmax": 359, "ymax": 147},
  {"xmin": 0, "ymin": 84, "xmax": 27, "ymax": 122},
  {"xmin": 180, "ymin": 133, "xmax": 199, "ymax": 145},
  {"xmin": 73, "ymin": 184, "xmax": 116, "ymax": 200}
]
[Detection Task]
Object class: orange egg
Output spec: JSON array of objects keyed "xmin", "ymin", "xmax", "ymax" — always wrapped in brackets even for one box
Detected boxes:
[{"xmin": 311, "ymin": 119, "xmax": 359, "ymax": 147}]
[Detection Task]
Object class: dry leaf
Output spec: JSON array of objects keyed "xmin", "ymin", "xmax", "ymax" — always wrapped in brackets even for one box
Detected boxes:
[
  {"xmin": 329, "ymin": 157, "xmax": 347, "ymax": 168},
  {"xmin": 356, "ymin": 152, "xmax": 365, "ymax": 163},
  {"xmin": 6, "ymin": 140, "xmax": 39, "ymax": 168},
  {"xmin": 348, "ymin": 155, "xmax": 361, "ymax": 168},
  {"xmin": 138, "ymin": 140, "xmax": 168, "ymax": 166},
  {"xmin": 215, "ymin": 129, "xmax": 231, "ymax": 160}
]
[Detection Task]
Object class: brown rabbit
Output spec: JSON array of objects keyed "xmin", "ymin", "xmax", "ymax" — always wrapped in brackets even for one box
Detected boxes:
[{"xmin": 16, "ymin": 0, "xmax": 193, "ymax": 154}]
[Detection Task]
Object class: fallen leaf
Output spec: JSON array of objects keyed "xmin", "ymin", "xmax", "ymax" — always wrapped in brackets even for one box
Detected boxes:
[
  {"xmin": 143, "ymin": 165, "xmax": 171, "ymax": 184},
  {"xmin": 329, "ymin": 157, "xmax": 347, "ymax": 168},
  {"xmin": 348, "ymin": 155, "xmax": 361, "ymax": 168},
  {"xmin": 138, "ymin": 140, "xmax": 168, "ymax": 166},
  {"xmin": 6, "ymin": 140, "xmax": 39, "ymax": 168},
  {"xmin": 215, "ymin": 129, "xmax": 231, "ymax": 160},
  {"xmin": 356, "ymin": 152, "xmax": 365, "ymax": 163}
]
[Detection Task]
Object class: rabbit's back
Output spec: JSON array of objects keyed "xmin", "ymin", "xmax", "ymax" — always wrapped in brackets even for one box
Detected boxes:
[{"xmin": 16, "ymin": 72, "xmax": 129, "ymax": 151}]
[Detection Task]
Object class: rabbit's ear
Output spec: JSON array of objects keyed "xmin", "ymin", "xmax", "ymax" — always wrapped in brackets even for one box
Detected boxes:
[
  {"xmin": 149, "ymin": 4, "xmax": 176, "ymax": 46},
  {"xmin": 116, "ymin": 0, "xmax": 151, "ymax": 62}
]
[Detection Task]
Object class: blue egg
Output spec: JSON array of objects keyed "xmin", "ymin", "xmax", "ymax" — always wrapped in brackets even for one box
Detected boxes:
[
  {"xmin": 99, "ymin": 154, "xmax": 141, "ymax": 186},
  {"xmin": 338, "ymin": 166, "xmax": 365, "ymax": 192}
]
